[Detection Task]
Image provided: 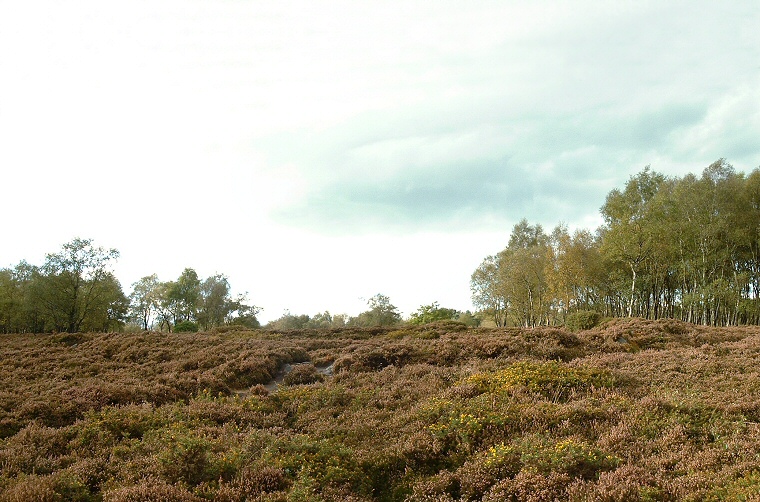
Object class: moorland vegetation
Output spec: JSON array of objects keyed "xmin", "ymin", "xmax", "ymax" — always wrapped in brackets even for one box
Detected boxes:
[{"xmin": 2, "ymin": 319, "xmax": 760, "ymax": 500}]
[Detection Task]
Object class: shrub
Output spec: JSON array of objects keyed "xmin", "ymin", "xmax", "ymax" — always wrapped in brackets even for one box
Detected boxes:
[
  {"xmin": 155, "ymin": 427, "xmax": 226, "ymax": 486},
  {"xmin": 466, "ymin": 360, "xmax": 616, "ymax": 400},
  {"xmin": 219, "ymin": 465, "xmax": 290, "ymax": 499},
  {"xmin": 565, "ymin": 310, "xmax": 602, "ymax": 332},
  {"xmin": 454, "ymin": 444, "xmax": 523, "ymax": 499},
  {"xmin": 103, "ymin": 478, "xmax": 203, "ymax": 502},
  {"xmin": 533, "ymin": 438, "xmax": 620, "ymax": 479},
  {"xmin": 704, "ymin": 470, "xmax": 760, "ymax": 501},
  {"xmin": 408, "ymin": 303, "xmax": 460, "ymax": 325},
  {"xmin": 282, "ymin": 364, "xmax": 324, "ymax": 386},
  {"xmin": 264, "ymin": 436, "xmax": 369, "ymax": 495},
  {"xmin": 173, "ymin": 321, "xmax": 198, "ymax": 333},
  {"xmin": 484, "ymin": 470, "xmax": 571, "ymax": 502},
  {"xmin": 0, "ymin": 472, "xmax": 93, "ymax": 502},
  {"xmin": 3, "ymin": 322, "xmax": 760, "ymax": 500}
]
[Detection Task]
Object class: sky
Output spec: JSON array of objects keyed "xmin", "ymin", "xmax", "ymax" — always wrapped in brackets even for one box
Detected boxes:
[{"xmin": 1, "ymin": 1, "xmax": 759, "ymax": 323}]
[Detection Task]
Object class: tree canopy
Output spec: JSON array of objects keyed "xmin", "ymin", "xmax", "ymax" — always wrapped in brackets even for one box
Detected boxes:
[
  {"xmin": 0, "ymin": 239, "xmax": 126, "ymax": 333},
  {"xmin": 472, "ymin": 160, "xmax": 760, "ymax": 327},
  {"xmin": 0, "ymin": 239, "xmax": 259, "ymax": 333},
  {"xmin": 351, "ymin": 294, "xmax": 402, "ymax": 327}
]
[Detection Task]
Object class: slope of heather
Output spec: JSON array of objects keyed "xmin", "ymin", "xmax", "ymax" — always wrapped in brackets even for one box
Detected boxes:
[{"xmin": 1, "ymin": 320, "xmax": 760, "ymax": 501}]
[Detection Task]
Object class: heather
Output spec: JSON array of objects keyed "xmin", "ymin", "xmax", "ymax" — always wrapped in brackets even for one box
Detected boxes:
[{"xmin": 2, "ymin": 319, "xmax": 760, "ymax": 501}]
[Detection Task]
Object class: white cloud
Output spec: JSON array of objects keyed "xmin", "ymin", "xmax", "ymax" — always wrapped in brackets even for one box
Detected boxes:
[{"xmin": 674, "ymin": 81, "xmax": 760, "ymax": 165}]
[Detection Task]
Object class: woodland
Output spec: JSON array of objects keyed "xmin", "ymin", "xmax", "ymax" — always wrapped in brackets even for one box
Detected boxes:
[{"xmin": 472, "ymin": 159, "xmax": 760, "ymax": 328}]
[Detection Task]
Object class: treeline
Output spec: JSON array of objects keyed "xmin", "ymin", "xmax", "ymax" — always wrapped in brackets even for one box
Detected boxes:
[
  {"xmin": 5, "ymin": 159, "xmax": 757, "ymax": 333},
  {"xmin": 472, "ymin": 159, "xmax": 760, "ymax": 327},
  {"xmin": 264, "ymin": 296, "xmax": 480, "ymax": 329},
  {"xmin": 0, "ymin": 239, "xmax": 475, "ymax": 334},
  {"xmin": 0, "ymin": 238, "xmax": 258, "ymax": 334},
  {"xmin": 128, "ymin": 269, "xmax": 259, "ymax": 332}
]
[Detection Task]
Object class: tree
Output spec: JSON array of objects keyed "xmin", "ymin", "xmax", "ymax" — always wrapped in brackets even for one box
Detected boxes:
[
  {"xmin": 266, "ymin": 311, "xmax": 311, "ymax": 330},
  {"xmin": 509, "ymin": 219, "xmax": 547, "ymax": 249},
  {"xmin": 129, "ymin": 274, "xmax": 161, "ymax": 330},
  {"xmin": 408, "ymin": 302, "xmax": 460, "ymax": 325},
  {"xmin": 471, "ymin": 221, "xmax": 552, "ymax": 327},
  {"xmin": 600, "ymin": 167, "xmax": 666, "ymax": 317},
  {"xmin": 547, "ymin": 226, "xmax": 606, "ymax": 320},
  {"xmin": 78, "ymin": 272, "xmax": 129, "ymax": 332},
  {"xmin": 351, "ymin": 294, "xmax": 401, "ymax": 327},
  {"xmin": 197, "ymin": 274, "xmax": 232, "ymax": 330},
  {"xmin": 472, "ymin": 161, "xmax": 760, "ymax": 327},
  {"xmin": 154, "ymin": 268, "xmax": 201, "ymax": 329},
  {"xmin": 264, "ymin": 310, "xmax": 345, "ymax": 330},
  {"xmin": 168, "ymin": 268, "xmax": 201, "ymax": 323},
  {"xmin": 305, "ymin": 311, "xmax": 348, "ymax": 329},
  {"xmin": 307, "ymin": 311, "xmax": 335, "ymax": 328},
  {"xmin": 471, "ymin": 255, "xmax": 508, "ymax": 326},
  {"xmin": 737, "ymin": 169, "xmax": 760, "ymax": 323},
  {"xmin": 0, "ymin": 267, "xmax": 25, "ymax": 334},
  {"xmin": 456, "ymin": 311, "xmax": 482, "ymax": 327},
  {"xmin": 36, "ymin": 238, "xmax": 123, "ymax": 333},
  {"xmin": 146, "ymin": 270, "xmax": 260, "ymax": 331},
  {"xmin": 230, "ymin": 303, "xmax": 261, "ymax": 328}
]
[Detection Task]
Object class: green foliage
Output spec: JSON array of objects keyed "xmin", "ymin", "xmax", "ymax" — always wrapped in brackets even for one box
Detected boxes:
[
  {"xmin": 164, "ymin": 268, "xmax": 201, "ymax": 325},
  {"xmin": 704, "ymin": 471, "xmax": 760, "ymax": 501},
  {"xmin": 471, "ymin": 254, "xmax": 508, "ymax": 327},
  {"xmin": 41, "ymin": 238, "xmax": 123, "ymax": 333},
  {"xmin": 456, "ymin": 310, "xmax": 482, "ymax": 327},
  {"xmin": 0, "ymin": 238, "xmax": 125, "ymax": 334},
  {"xmin": 173, "ymin": 320, "xmax": 198, "ymax": 333},
  {"xmin": 196, "ymin": 274, "xmax": 229, "ymax": 330},
  {"xmin": 157, "ymin": 432, "xmax": 213, "ymax": 485},
  {"xmin": 516, "ymin": 436, "xmax": 620, "ymax": 479},
  {"xmin": 472, "ymin": 220, "xmax": 553, "ymax": 328},
  {"xmin": 0, "ymin": 472, "xmax": 95, "ymax": 502},
  {"xmin": 132, "ymin": 270, "xmax": 259, "ymax": 332},
  {"xmin": 265, "ymin": 435, "xmax": 370, "ymax": 495},
  {"xmin": 466, "ymin": 360, "xmax": 616, "ymax": 400},
  {"xmin": 474, "ymin": 161, "xmax": 760, "ymax": 327},
  {"xmin": 265, "ymin": 311, "xmax": 348, "ymax": 330},
  {"xmin": 153, "ymin": 423, "xmax": 239, "ymax": 487},
  {"xmin": 128, "ymin": 274, "xmax": 161, "ymax": 331},
  {"xmin": 266, "ymin": 312, "xmax": 311, "ymax": 330},
  {"xmin": 565, "ymin": 310, "xmax": 602, "ymax": 332},
  {"xmin": 351, "ymin": 293, "xmax": 401, "ymax": 327},
  {"xmin": 408, "ymin": 302, "xmax": 460, "ymax": 325}
]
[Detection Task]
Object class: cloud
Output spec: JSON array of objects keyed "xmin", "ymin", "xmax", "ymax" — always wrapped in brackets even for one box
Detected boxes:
[
  {"xmin": 672, "ymin": 82, "xmax": 760, "ymax": 166},
  {"xmin": 257, "ymin": 1, "xmax": 760, "ymax": 235},
  {"xmin": 267, "ymin": 95, "xmax": 716, "ymax": 234}
]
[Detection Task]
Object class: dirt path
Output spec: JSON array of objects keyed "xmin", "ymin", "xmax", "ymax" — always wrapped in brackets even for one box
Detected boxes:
[{"xmin": 232, "ymin": 362, "xmax": 334, "ymax": 397}]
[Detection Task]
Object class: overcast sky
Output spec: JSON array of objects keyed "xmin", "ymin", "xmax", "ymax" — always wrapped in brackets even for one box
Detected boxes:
[{"xmin": 1, "ymin": 1, "xmax": 759, "ymax": 323}]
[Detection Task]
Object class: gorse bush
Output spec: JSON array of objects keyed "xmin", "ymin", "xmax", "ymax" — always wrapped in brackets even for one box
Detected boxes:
[
  {"xmin": 703, "ymin": 470, "xmax": 760, "ymax": 501},
  {"xmin": 466, "ymin": 360, "xmax": 616, "ymax": 400}
]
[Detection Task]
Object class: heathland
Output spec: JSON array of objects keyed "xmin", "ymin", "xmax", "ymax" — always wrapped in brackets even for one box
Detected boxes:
[{"xmin": 2, "ymin": 319, "xmax": 760, "ymax": 501}]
